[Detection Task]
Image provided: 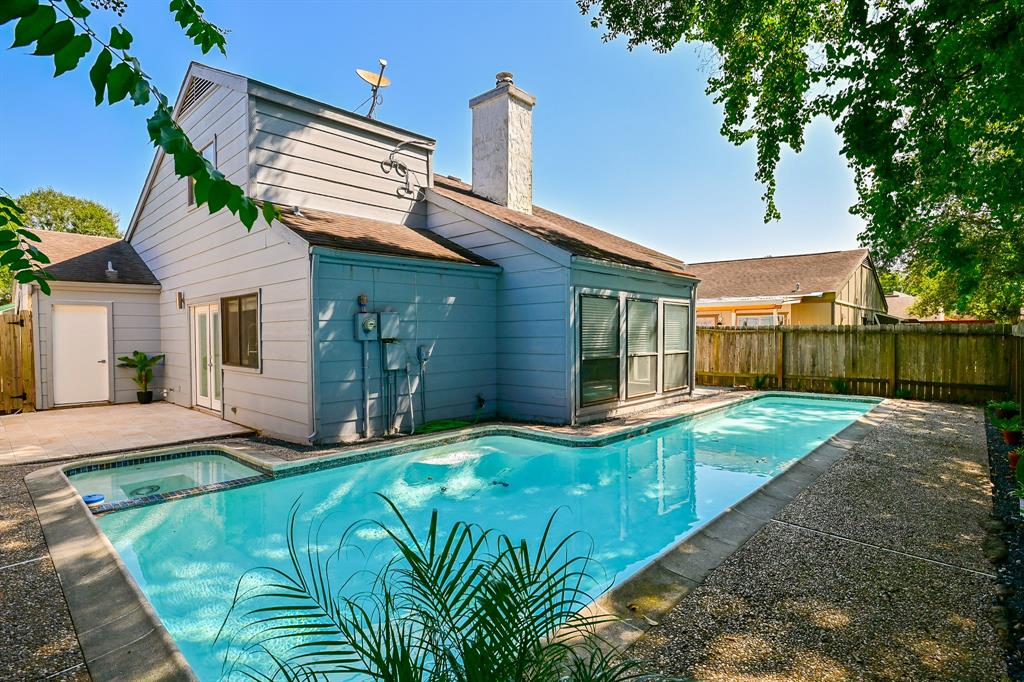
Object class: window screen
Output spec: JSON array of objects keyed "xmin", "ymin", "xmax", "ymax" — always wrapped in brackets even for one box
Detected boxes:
[
  {"xmin": 222, "ymin": 293, "xmax": 259, "ymax": 368},
  {"xmin": 626, "ymin": 299, "xmax": 657, "ymax": 398},
  {"xmin": 663, "ymin": 303, "xmax": 690, "ymax": 391},
  {"xmin": 580, "ymin": 295, "xmax": 619, "ymax": 406}
]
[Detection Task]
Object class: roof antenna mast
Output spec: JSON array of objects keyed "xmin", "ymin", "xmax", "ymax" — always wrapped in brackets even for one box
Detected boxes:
[{"xmin": 356, "ymin": 58, "xmax": 390, "ymax": 119}]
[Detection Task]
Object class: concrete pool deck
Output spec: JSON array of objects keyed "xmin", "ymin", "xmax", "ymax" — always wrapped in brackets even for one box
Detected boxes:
[{"xmin": 1, "ymin": 395, "xmax": 1008, "ymax": 680}]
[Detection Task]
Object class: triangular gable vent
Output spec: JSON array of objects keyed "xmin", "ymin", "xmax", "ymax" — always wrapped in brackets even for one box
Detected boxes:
[{"xmin": 179, "ymin": 76, "xmax": 216, "ymax": 116}]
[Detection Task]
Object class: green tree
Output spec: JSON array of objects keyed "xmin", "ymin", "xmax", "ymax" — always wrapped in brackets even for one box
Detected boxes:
[
  {"xmin": 579, "ymin": 0, "xmax": 1024, "ymax": 321},
  {"xmin": 0, "ymin": 188, "xmax": 120, "ymax": 300},
  {"xmin": 1, "ymin": 0, "xmax": 277, "ymax": 296},
  {"xmin": 18, "ymin": 187, "xmax": 119, "ymax": 236}
]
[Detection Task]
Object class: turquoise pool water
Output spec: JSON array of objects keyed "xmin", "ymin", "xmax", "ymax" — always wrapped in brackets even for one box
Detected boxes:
[
  {"xmin": 97, "ymin": 395, "xmax": 873, "ymax": 680},
  {"xmin": 68, "ymin": 454, "xmax": 260, "ymax": 504}
]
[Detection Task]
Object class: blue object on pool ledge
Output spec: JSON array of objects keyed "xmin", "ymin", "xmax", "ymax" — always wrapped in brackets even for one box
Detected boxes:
[{"xmin": 82, "ymin": 493, "xmax": 105, "ymax": 505}]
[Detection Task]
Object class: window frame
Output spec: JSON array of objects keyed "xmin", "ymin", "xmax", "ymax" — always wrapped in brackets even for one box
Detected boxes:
[
  {"xmin": 662, "ymin": 301, "xmax": 691, "ymax": 393},
  {"xmin": 736, "ymin": 312, "xmax": 784, "ymax": 328},
  {"xmin": 220, "ymin": 292, "xmax": 261, "ymax": 370},
  {"xmin": 578, "ymin": 294, "xmax": 621, "ymax": 407},
  {"xmin": 187, "ymin": 137, "xmax": 218, "ymax": 208},
  {"xmin": 625, "ymin": 297, "xmax": 659, "ymax": 399}
]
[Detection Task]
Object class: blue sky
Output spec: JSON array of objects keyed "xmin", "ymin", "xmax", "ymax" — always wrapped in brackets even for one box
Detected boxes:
[{"xmin": 1, "ymin": 0, "xmax": 864, "ymax": 263}]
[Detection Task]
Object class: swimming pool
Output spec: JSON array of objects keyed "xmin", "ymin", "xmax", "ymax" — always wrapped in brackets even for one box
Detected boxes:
[{"xmin": 96, "ymin": 395, "xmax": 873, "ymax": 679}]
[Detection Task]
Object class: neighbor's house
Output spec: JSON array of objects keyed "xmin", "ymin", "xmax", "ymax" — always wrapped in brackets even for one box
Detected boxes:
[
  {"xmin": 15, "ymin": 63, "xmax": 698, "ymax": 443},
  {"xmin": 687, "ymin": 249, "xmax": 895, "ymax": 327}
]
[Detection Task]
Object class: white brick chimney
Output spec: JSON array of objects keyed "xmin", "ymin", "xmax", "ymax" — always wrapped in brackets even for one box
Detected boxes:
[{"xmin": 469, "ymin": 72, "xmax": 536, "ymax": 214}]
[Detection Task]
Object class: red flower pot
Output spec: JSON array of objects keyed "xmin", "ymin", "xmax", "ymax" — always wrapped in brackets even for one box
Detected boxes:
[
  {"xmin": 1010, "ymin": 449, "xmax": 1021, "ymax": 472},
  {"xmin": 1005, "ymin": 431, "xmax": 1023, "ymax": 446}
]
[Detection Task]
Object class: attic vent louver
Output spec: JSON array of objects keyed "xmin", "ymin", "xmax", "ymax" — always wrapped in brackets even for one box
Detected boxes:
[{"xmin": 180, "ymin": 76, "xmax": 216, "ymax": 116}]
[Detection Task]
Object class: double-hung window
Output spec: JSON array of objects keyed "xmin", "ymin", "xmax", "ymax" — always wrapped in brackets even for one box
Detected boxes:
[
  {"xmin": 579, "ymin": 295, "xmax": 620, "ymax": 406},
  {"xmin": 626, "ymin": 299, "xmax": 657, "ymax": 398},
  {"xmin": 663, "ymin": 303, "xmax": 690, "ymax": 391},
  {"xmin": 221, "ymin": 293, "xmax": 260, "ymax": 369}
]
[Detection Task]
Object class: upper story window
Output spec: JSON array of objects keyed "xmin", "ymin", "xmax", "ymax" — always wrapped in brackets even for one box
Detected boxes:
[
  {"xmin": 221, "ymin": 293, "xmax": 259, "ymax": 369},
  {"xmin": 187, "ymin": 139, "xmax": 217, "ymax": 207}
]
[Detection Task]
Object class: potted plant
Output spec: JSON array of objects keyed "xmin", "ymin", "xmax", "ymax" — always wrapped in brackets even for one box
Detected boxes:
[
  {"xmin": 993, "ymin": 415, "xmax": 1024, "ymax": 446},
  {"xmin": 116, "ymin": 351, "xmax": 165, "ymax": 404},
  {"xmin": 988, "ymin": 399, "xmax": 1021, "ymax": 420}
]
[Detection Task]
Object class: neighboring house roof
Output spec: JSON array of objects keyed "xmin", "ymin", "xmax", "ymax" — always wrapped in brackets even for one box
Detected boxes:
[
  {"xmin": 688, "ymin": 249, "xmax": 872, "ymax": 300},
  {"xmin": 29, "ymin": 230, "xmax": 159, "ymax": 285},
  {"xmin": 274, "ymin": 205, "xmax": 496, "ymax": 267},
  {"xmin": 431, "ymin": 175, "xmax": 694, "ymax": 277}
]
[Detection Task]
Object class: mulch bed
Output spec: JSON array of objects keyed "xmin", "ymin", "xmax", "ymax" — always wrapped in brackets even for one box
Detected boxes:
[{"xmin": 985, "ymin": 414, "xmax": 1024, "ymax": 680}]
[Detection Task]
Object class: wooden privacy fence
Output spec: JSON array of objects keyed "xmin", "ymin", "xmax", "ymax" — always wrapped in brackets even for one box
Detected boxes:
[
  {"xmin": 0, "ymin": 310, "xmax": 35, "ymax": 414},
  {"xmin": 697, "ymin": 323, "xmax": 1024, "ymax": 404}
]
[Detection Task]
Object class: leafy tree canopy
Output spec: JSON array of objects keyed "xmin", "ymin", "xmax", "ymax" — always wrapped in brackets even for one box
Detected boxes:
[
  {"xmin": 579, "ymin": 0, "xmax": 1024, "ymax": 321},
  {"xmin": 18, "ymin": 187, "xmax": 120, "ymax": 237}
]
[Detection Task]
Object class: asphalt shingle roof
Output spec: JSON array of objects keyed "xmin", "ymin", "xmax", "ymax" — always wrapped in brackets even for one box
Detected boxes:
[
  {"xmin": 30, "ymin": 230, "xmax": 159, "ymax": 285},
  {"xmin": 687, "ymin": 249, "xmax": 871, "ymax": 299},
  {"xmin": 274, "ymin": 204, "xmax": 496, "ymax": 267},
  {"xmin": 431, "ymin": 175, "xmax": 694, "ymax": 277}
]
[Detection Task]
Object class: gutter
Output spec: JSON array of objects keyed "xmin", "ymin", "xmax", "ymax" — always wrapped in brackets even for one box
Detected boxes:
[{"xmin": 306, "ymin": 249, "xmax": 320, "ymax": 444}]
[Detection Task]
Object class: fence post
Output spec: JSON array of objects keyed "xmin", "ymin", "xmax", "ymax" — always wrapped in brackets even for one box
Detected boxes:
[
  {"xmin": 887, "ymin": 328, "xmax": 898, "ymax": 397},
  {"xmin": 775, "ymin": 327, "xmax": 785, "ymax": 389}
]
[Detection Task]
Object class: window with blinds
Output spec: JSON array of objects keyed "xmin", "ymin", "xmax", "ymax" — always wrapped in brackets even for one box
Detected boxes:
[
  {"xmin": 579, "ymin": 295, "xmax": 619, "ymax": 405},
  {"xmin": 222, "ymin": 293, "xmax": 260, "ymax": 368},
  {"xmin": 663, "ymin": 303, "xmax": 690, "ymax": 391},
  {"xmin": 626, "ymin": 299, "xmax": 657, "ymax": 398}
]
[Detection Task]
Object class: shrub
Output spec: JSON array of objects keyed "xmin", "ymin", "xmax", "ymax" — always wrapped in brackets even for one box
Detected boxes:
[
  {"xmin": 217, "ymin": 497, "xmax": 657, "ymax": 681},
  {"xmin": 830, "ymin": 378, "xmax": 851, "ymax": 395},
  {"xmin": 988, "ymin": 399, "xmax": 1021, "ymax": 414},
  {"xmin": 894, "ymin": 388, "xmax": 913, "ymax": 400},
  {"xmin": 753, "ymin": 374, "xmax": 772, "ymax": 390},
  {"xmin": 993, "ymin": 415, "xmax": 1024, "ymax": 433}
]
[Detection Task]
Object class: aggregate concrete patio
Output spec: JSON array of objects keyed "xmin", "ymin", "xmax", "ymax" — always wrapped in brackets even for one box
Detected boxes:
[
  {"xmin": 0, "ymin": 398, "xmax": 1008, "ymax": 680},
  {"xmin": 0, "ymin": 402, "xmax": 251, "ymax": 465}
]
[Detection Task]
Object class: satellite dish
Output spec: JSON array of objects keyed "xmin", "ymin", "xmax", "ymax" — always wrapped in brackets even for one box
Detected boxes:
[{"xmin": 356, "ymin": 58, "xmax": 390, "ymax": 118}]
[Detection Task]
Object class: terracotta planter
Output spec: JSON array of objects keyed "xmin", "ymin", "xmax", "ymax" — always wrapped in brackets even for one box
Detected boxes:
[
  {"xmin": 137, "ymin": 390, "xmax": 153, "ymax": 405},
  {"xmin": 1004, "ymin": 430, "xmax": 1023, "ymax": 446},
  {"xmin": 1010, "ymin": 449, "xmax": 1021, "ymax": 472}
]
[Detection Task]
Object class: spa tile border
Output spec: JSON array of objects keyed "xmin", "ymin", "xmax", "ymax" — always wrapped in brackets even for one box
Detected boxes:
[{"xmin": 26, "ymin": 391, "xmax": 885, "ymax": 680}]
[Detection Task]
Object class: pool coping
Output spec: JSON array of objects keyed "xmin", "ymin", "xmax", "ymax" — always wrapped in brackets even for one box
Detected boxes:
[{"xmin": 24, "ymin": 391, "xmax": 886, "ymax": 680}]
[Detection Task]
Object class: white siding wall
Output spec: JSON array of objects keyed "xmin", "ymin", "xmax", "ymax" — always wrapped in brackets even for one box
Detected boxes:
[
  {"xmin": 129, "ymin": 83, "xmax": 313, "ymax": 441},
  {"xmin": 252, "ymin": 98, "xmax": 430, "ymax": 227},
  {"xmin": 34, "ymin": 285, "xmax": 161, "ymax": 407},
  {"xmin": 425, "ymin": 203, "xmax": 572, "ymax": 423}
]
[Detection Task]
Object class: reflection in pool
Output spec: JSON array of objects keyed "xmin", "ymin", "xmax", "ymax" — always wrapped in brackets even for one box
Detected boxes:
[{"xmin": 97, "ymin": 396, "xmax": 873, "ymax": 680}]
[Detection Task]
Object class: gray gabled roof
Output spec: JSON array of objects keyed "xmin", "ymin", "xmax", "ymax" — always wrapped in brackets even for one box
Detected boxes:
[
  {"xmin": 688, "ymin": 249, "xmax": 873, "ymax": 299},
  {"xmin": 29, "ymin": 230, "xmax": 159, "ymax": 285}
]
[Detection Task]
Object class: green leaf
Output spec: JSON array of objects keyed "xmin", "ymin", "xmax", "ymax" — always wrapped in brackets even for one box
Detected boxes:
[
  {"xmin": 53, "ymin": 33, "xmax": 91, "ymax": 76},
  {"xmin": 0, "ymin": 0, "xmax": 38, "ymax": 26},
  {"xmin": 206, "ymin": 179, "xmax": 231, "ymax": 212},
  {"xmin": 191, "ymin": 174, "xmax": 212, "ymax": 205},
  {"xmin": 130, "ymin": 77, "xmax": 150, "ymax": 106},
  {"xmin": 106, "ymin": 62, "xmax": 134, "ymax": 103},
  {"xmin": 238, "ymin": 197, "xmax": 258, "ymax": 229},
  {"xmin": 1, "ymin": 249, "xmax": 27, "ymax": 266},
  {"xmin": 88, "ymin": 49, "xmax": 112, "ymax": 105},
  {"xmin": 14, "ymin": 270, "xmax": 39, "ymax": 283},
  {"xmin": 11, "ymin": 4, "xmax": 55, "ymax": 48},
  {"xmin": 109, "ymin": 25, "xmax": 132, "ymax": 50},
  {"xmin": 33, "ymin": 19, "xmax": 74, "ymax": 56},
  {"xmin": 262, "ymin": 201, "xmax": 278, "ymax": 225},
  {"xmin": 37, "ymin": 278, "xmax": 50, "ymax": 295},
  {"xmin": 63, "ymin": 0, "xmax": 90, "ymax": 18},
  {"xmin": 173, "ymin": 148, "xmax": 203, "ymax": 176},
  {"xmin": 157, "ymin": 125, "xmax": 187, "ymax": 154},
  {"xmin": 16, "ymin": 229, "xmax": 41, "ymax": 242}
]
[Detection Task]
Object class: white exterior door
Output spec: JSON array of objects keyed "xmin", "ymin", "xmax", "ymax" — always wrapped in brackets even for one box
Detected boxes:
[
  {"xmin": 52, "ymin": 304, "xmax": 109, "ymax": 405},
  {"xmin": 191, "ymin": 304, "xmax": 222, "ymax": 411}
]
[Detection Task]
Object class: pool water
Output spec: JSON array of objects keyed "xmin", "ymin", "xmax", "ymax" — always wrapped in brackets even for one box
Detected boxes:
[
  {"xmin": 68, "ymin": 454, "xmax": 260, "ymax": 505},
  {"xmin": 97, "ymin": 396, "xmax": 873, "ymax": 680}
]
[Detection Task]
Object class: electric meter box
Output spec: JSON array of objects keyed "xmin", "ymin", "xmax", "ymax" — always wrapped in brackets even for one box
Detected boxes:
[
  {"xmin": 384, "ymin": 342, "xmax": 407, "ymax": 370},
  {"xmin": 378, "ymin": 312, "xmax": 400, "ymax": 340},
  {"xmin": 354, "ymin": 313, "xmax": 378, "ymax": 341}
]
